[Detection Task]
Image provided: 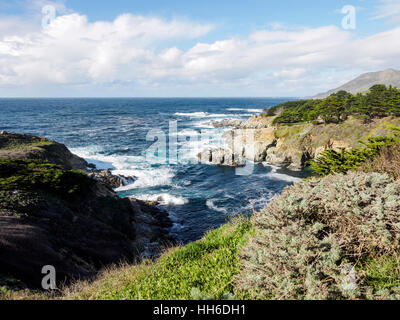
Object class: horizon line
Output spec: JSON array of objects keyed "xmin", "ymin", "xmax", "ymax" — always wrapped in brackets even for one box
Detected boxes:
[{"xmin": 0, "ymin": 96, "xmax": 300, "ymax": 99}]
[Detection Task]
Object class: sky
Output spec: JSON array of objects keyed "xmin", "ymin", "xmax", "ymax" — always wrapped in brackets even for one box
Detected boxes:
[{"xmin": 0, "ymin": 0, "xmax": 399, "ymax": 97}]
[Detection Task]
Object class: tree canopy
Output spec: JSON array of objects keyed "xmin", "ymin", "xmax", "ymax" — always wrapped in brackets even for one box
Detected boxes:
[{"xmin": 265, "ymin": 85, "xmax": 400, "ymax": 125}]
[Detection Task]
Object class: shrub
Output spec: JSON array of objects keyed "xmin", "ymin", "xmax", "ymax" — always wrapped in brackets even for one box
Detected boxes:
[
  {"xmin": 310, "ymin": 136, "xmax": 397, "ymax": 176},
  {"xmin": 235, "ymin": 172, "xmax": 400, "ymax": 300},
  {"xmin": 0, "ymin": 158, "xmax": 94, "ymax": 198},
  {"xmin": 359, "ymin": 144, "xmax": 400, "ymax": 180}
]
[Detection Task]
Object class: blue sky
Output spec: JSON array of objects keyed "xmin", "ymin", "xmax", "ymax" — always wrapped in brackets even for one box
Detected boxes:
[
  {"xmin": 0, "ymin": 0, "xmax": 399, "ymax": 97},
  {"xmin": 63, "ymin": 0, "xmax": 392, "ymax": 35}
]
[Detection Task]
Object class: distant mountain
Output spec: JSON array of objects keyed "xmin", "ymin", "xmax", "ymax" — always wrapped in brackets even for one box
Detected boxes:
[{"xmin": 313, "ymin": 69, "xmax": 400, "ymax": 99}]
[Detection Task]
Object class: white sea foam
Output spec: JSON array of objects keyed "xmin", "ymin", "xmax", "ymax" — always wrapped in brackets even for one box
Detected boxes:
[
  {"xmin": 263, "ymin": 165, "xmax": 302, "ymax": 183},
  {"xmin": 175, "ymin": 112, "xmax": 251, "ymax": 119},
  {"xmin": 70, "ymin": 145, "xmax": 176, "ymax": 190},
  {"xmin": 226, "ymin": 108, "xmax": 263, "ymax": 113},
  {"xmin": 176, "ymin": 127, "xmax": 227, "ymax": 161},
  {"xmin": 192, "ymin": 121, "xmax": 216, "ymax": 129},
  {"xmin": 70, "ymin": 146, "xmax": 119, "ymax": 170},
  {"xmin": 243, "ymin": 191, "xmax": 276, "ymax": 212},
  {"xmin": 115, "ymin": 167, "xmax": 176, "ymax": 191},
  {"xmin": 206, "ymin": 199, "xmax": 228, "ymax": 214},
  {"xmin": 135, "ymin": 193, "xmax": 189, "ymax": 206},
  {"xmin": 174, "ymin": 112, "xmax": 209, "ymax": 117}
]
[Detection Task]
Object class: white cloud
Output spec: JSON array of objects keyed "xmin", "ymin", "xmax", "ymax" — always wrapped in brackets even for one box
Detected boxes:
[
  {"xmin": 0, "ymin": 12, "xmax": 214, "ymax": 86},
  {"xmin": 0, "ymin": 6, "xmax": 399, "ymax": 96}
]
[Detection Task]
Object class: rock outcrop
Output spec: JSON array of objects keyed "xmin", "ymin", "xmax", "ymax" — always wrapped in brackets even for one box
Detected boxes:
[
  {"xmin": 0, "ymin": 132, "xmax": 88, "ymax": 171},
  {"xmin": 208, "ymin": 116, "xmax": 272, "ymax": 130},
  {"xmin": 208, "ymin": 119, "xmax": 243, "ymax": 129},
  {"xmin": 0, "ymin": 133, "xmax": 172, "ymax": 289},
  {"xmin": 87, "ymin": 169, "xmax": 136, "ymax": 189},
  {"xmin": 217, "ymin": 115, "xmax": 399, "ymax": 170},
  {"xmin": 130, "ymin": 199, "xmax": 173, "ymax": 257},
  {"xmin": 239, "ymin": 116, "xmax": 272, "ymax": 129},
  {"xmin": 224, "ymin": 127, "xmax": 277, "ymax": 163},
  {"xmin": 197, "ymin": 148, "xmax": 245, "ymax": 167}
]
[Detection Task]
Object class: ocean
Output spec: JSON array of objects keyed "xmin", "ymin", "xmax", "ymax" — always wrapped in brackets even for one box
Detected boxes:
[{"xmin": 0, "ymin": 98, "xmax": 307, "ymax": 243}]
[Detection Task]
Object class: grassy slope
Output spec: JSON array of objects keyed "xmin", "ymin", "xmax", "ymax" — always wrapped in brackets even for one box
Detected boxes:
[
  {"xmin": 62, "ymin": 218, "xmax": 252, "ymax": 300},
  {"xmin": 274, "ymin": 116, "xmax": 400, "ymax": 149},
  {"xmin": 0, "ymin": 134, "xmax": 54, "ymax": 154}
]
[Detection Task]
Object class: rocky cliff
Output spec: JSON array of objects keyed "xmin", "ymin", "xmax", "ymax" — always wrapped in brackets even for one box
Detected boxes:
[
  {"xmin": 217, "ymin": 115, "xmax": 400, "ymax": 170},
  {"xmin": 0, "ymin": 132, "xmax": 172, "ymax": 289}
]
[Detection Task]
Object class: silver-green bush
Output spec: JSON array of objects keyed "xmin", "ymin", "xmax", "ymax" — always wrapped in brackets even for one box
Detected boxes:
[{"xmin": 236, "ymin": 172, "xmax": 400, "ymax": 300}]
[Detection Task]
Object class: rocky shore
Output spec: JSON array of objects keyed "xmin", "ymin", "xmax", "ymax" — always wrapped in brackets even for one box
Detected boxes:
[
  {"xmin": 197, "ymin": 148, "xmax": 245, "ymax": 167},
  {"xmin": 0, "ymin": 132, "xmax": 173, "ymax": 289},
  {"xmin": 204, "ymin": 115, "xmax": 400, "ymax": 170}
]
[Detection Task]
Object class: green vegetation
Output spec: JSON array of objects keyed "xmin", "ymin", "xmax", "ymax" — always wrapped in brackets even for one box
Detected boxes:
[
  {"xmin": 310, "ymin": 136, "xmax": 397, "ymax": 176},
  {"xmin": 0, "ymin": 135, "xmax": 53, "ymax": 151},
  {"xmin": 309, "ymin": 126, "xmax": 400, "ymax": 176},
  {"xmin": 65, "ymin": 218, "xmax": 252, "ymax": 300},
  {"xmin": 360, "ymin": 256, "xmax": 400, "ymax": 293},
  {"xmin": 236, "ymin": 172, "xmax": 400, "ymax": 299},
  {"xmin": 265, "ymin": 85, "xmax": 400, "ymax": 125},
  {"xmin": 0, "ymin": 158, "xmax": 94, "ymax": 198}
]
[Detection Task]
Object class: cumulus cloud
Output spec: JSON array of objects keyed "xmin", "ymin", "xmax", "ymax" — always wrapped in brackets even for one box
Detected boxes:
[
  {"xmin": 0, "ymin": 13, "xmax": 214, "ymax": 86},
  {"xmin": 0, "ymin": 5, "xmax": 399, "ymax": 96}
]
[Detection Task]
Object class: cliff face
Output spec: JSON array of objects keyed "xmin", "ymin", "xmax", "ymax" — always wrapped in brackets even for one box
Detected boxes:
[
  {"xmin": 0, "ymin": 132, "xmax": 172, "ymax": 289},
  {"xmin": 223, "ymin": 116, "xmax": 400, "ymax": 170},
  {"xmin": 224, "ymin": 127, "xmax": 277, "ymax": 163}
]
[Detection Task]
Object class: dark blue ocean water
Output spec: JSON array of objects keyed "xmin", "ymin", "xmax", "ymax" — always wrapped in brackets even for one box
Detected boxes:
[{"xmin": 0, "ymin": 98, "xmax": 306, "ymax": 243}]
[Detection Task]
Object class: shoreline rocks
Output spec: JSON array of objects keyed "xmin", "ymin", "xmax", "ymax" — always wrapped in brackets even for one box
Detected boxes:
[
  {"xmin": 197, "ymin": 148, "xmax": 246, "ymax": 167},
  {"xmin": 130, "ymin": 199, "xmax": 174, "ymax": 258},
  {"xmin": 204, "ymin": 115, "xmax": 394, "ymax": 171},
  {"xmin": 87, "ymin": 169, "xmax": 136, "ymax": 189},
  {"xmin": 223, "ymin": 127, "xmax": 277, "ymax": 163},
  {"xmin": 208, "ymin": 119, "xmax": 243, "ymax": 129}
]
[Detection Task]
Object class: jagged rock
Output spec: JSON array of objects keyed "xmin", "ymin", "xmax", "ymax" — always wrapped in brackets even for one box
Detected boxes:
[
  {"xmin": 87, "ymin": 163, "xmax": 96, "ymax": 169},
  {"xmin": 88, "ymin": 169, "xmax": 136, "ymax": 189},
  {"xmin": 209, "ymin": 116, "xmax": 272, "ymax": 130},
  {"xmin": 130, "ymin": 199, "xmax": 174, "ymax": 258},
  {"xmin": 264, "ymin": 139, "xmax": 306, "ymax": 170},
  {"xmin": 224, "ymin": 127, "xmax": 277, "ymax": 162},
  {"xmin": 209, "ymin": 119, "xmax": 243, "ymax": 128},
  {"xmin": 239, "ymin": 116, "xmax": 272, "ymax": 129},
  {"xmin": 197, "ymin": 148, "xmax": 245, "ymax": 167}
]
